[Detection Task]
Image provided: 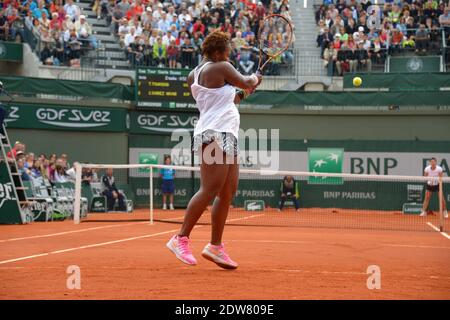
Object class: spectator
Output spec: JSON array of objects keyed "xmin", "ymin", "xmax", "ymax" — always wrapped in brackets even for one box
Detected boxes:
[
  {"xmin": 153, "ymin": 36, "xmax": 167, "ymax": 67},
  {"xmin": 63, "ymin": 0, "xmax": 80, "ymax": 22},
  {"xmin": 180, "ymin": 36, "xmax": 195, "ymax": 68},
  {"xmin": 101, "ymin": 168, "xmax": 126, "ymax": 211},
  {"xmin": 278, "ymin": 175, "xmax": 300, "ymax": 212},
  {"xmin": 160, "ymin": 155, "xmax": 175, "ymax": 211},
  {"xmin": 354, "ymin": 41, "xmax": 372, "ymax": 73},
  {"xmin": 7, "ymin": 141, "xmax": 25, "ymax": 159},
  {"xmin": 0, "ymin": 10, "xmax": 11, "ymax": 41},
  {"xmin": 439, "ymin": 7, "xmax": 450, "ymax": 40},
  {"xmin": 75, "ymin": 15, "xmax": 98, "ymax": 49},
  {"xmin": 17, "ymin": 158, "xmax": 31, "ymax": 181},
  {"xmin": 54, "ymin": 160, "xmax": 68, "ymax": 183},
  {"xmin": 323, "ymin": 42, "xmax": 337, "ymax": 76},
  {"xmin": 415, "ymin": 23, "xmax": 430, "ymax": 52},
  {"xmin": 167, "ymin": 39, "xmax": 179, "ymax": 68},
  {"xmin": 336, "ymin": 42, "xmax": 353, "ymax": 76},
  {"xmin": 8, "ymin": 8, "xmax": 25, "ymax": 42},
  {"xmin": 65, "ymin": 161, "xmax": 79, "ymax": 181}
]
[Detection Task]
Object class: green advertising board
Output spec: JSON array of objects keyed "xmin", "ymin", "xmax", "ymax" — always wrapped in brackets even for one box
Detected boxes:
[
  {"xmin": 4, "ymin": 104, "xmax": 128, "ymax": 132},
  {"xmin": 308, "ymin": 148, "xmax": 344, "ymax": 185},
  {"xmin": 389, "ymin": 56, "xmax": 441, "ymax": 73},
  {"xmin": 129, "ymin": 111, "xmax": 198, "ymax": 134},
  {"xmin": 0, "ymin": 41, "xmax": 23, "ymax": 62},
  {"xmin": 0, "ymin": 162, "xmax": 26, "ymax": 224}
]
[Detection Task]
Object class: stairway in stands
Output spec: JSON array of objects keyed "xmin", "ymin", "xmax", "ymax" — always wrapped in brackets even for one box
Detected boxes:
[
  {"xmin": 291, "ymin": 0, "xmax": 326, "ymax": 77},
  {"xmin": 78, "ymin": 0, "xmax": 129, "ymax": 69}
]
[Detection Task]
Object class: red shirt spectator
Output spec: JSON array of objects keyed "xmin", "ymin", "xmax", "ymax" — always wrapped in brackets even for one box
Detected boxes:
[{"xmin": 192, "ymin": 20, "xmax": 205, "ymax": 36}]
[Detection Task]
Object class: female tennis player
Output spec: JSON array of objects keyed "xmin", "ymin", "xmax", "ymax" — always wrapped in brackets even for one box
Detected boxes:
[{"xmin": 167, "ymin": 31, "xmax": 262, "ymax": 270}]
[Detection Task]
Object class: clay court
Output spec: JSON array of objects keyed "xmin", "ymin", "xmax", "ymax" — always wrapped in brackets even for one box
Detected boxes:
[{"xmin": 1, "ymin": 208, "xmax": 449, "ymax": 300}]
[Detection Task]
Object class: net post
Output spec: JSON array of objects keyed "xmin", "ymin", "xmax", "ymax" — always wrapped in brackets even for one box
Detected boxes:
[
  {"xmin": 74, "ymin": 163, "xmax": 82, "ymax": 225},
  {"xmin": 439, "ymin": 176, "xmax": 444, "ymax": 232},
  {"xmin": 149, "ymin": 165, "xmax": 154, "ymax": 225}
]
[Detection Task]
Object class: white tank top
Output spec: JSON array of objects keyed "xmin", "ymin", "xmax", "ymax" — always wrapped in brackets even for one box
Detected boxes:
[{"xmin": 191, "ymin": 62, "xmax": 240, "ymax": 139}]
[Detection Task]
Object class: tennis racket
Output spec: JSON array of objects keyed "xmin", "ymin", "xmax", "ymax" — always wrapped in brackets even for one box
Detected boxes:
[{"xmin": 256, "ymin": 14, "xmax": 293, "ymax": 73}]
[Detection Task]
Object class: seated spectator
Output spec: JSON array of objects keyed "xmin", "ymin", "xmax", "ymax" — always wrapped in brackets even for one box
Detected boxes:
[
  {"xmin": 17, "ymin": 158, "xmax": 31, "ymax": 181},
  {"xmin": 54, "ymin": 160, "xmax": 68, "ymax": 183},
  {"xmin": 439, "ymin": 7, "xmax": 450, "ymax": 41},
  {"xmin": 65, "ymin": 161, "xmax": 79, "ymax": 181},
  {"xmin": 24, "ymin": 152, "xmax": 35, "ymax": 169},
  {"xmin": 238, "ymin": 41, "xmax": 255, "ymax": 75},
  {"xmin": 153, "ymin": 36, "xmax": 167, "ymax": 67},
  {"xmin": 75, "ymin": 15, "xmax": 98, "ymax": 49},
  {"xmin": 82, "ymin": 167, "xmax": 98, "ymax": 185},
  {"xmin": 278, "ymin": 175, "xmax": 300, "ymax": 212},
  {"xmin": 354, "ymin": 42, "xmax": 372, "ymax": 73},
  {"xmin": 101, "ymin": 168, "xmax": 126, "ymax": 211},
  {"xmin": 64, "ymin": 0, "xmax": 80, "ymax": 22},
  {"xmin": 415, "ymin": 23, "xmax": 430, "ymax": 52},
  {"xmin": 389, "ymin": 28, "xmax": 404, "ymax": 53},
  {"xmin": 7, "ymin": 141, "xmax": 25, "ymax": 159},
  {"xmin": 336, "ymin": 42, "xmax": 354, "ymax": 76},
  {"xmin": 92, "ymin": 0, "xmax": 109, "ymax": 20}
]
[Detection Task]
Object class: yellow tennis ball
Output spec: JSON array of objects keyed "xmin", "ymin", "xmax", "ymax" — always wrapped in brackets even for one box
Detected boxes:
[{"xmin": 353, "ymin": 77, "xmax": 362, "ymax": 87}]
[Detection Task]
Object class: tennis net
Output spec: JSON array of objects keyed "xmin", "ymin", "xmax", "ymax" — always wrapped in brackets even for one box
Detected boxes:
[{"xmin": 74, "ymin": 164, "xmax": 450, "ymax": 232}]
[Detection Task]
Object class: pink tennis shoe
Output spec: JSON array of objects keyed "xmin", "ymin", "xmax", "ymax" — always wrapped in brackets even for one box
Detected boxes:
[
  {"xmin": 166, "ymin": 235, "xmax": 197, "ymax": 266},
  {"xmin": 201, "ymin": 243, "xmax": 238, "ymax": 270}
]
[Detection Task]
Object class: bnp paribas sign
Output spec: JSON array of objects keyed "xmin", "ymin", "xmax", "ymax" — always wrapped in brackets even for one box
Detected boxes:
[
  {"xmin": 4, "ymin": 104, "xmax": 127, "ymax": 132},
  {"xmin": 308, "ymin": 148, "xmax": 344, "ymax": 185}
]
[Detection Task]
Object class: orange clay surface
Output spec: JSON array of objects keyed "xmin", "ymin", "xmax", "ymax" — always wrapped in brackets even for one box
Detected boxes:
[{"xmin": 0, "ymin": 209, "xmax": 449, "ymax": 300}]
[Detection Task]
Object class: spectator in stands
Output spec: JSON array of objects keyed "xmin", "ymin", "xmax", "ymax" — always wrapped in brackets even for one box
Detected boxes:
[
  {"xmin": 415, "ymin": 23, "xmax": 430, "ymax": 52},
  {"xmin": 75, "ymin": 15, "xmax": 98, "ymax": 49},
  {"xmin": 278, "ymin": 175, "xmax": 300, "ymax": 212},
  {"xmin": 167, "ymin": 39, "xmax": 179, "ymax": 68},
  {"xmin": 65, "ymin": 161, "xmax": 79, "ymax": 181},
  {"xmin": 7, "ymin": 8, "xmax": 25, "ymax": 42},
  {"xmin": 335, "ymin": 42, "xmax": 353, "ymax": 76},
  {"xmin": 439, "ymin": 7, "xmax": 450, "ymax": 41},
  {"xmin": 24, "ymin": 152, "xmax": 35, "ymax": 169},
  {"xmin": 7, "ymin": 141, "xmax": 25, "ymax": 159},
  {"xmin": 160, "ymin": 155, "xmax": 175, "ymax": 211},
  {"xmin": 153, "ymin": 36, "xmax": 167, "ymax": 67},
  {"xmin": 323, "ymin": 42, "xmax": 337, "ymax": 76},
  {"xmin": 17, "ymin": 158, "xmax": 31, "ymax": 181},
  {"xmin": 101, "ymin": 168, "xmax": 126, "ymax": 211},
  {"xmin": 82, "ymin": 167, "xmax": 98, "ymax": 185},
  {"xmin": 54, "ymin": 159, "xmax": 68, "ymax": 182},
  {"xmin": 64, "ymin": 0, "xmax": 80, "ymax": 22},
  {"xmin": 111, "ymin": 5, "xmax": 124, "ymax": 33},
  {"xmin": 390, "ymin": 28, "xmax": 404, "ymax": 53},
  {"xmin": 0, "ymin": 10, "xmax": 11, "ymax": 41},
  {"xmin": 92, "ymin": 0, "xmax": 109, "ymax": 20},
  {"xmin": 354, "ymin": 41, "xmax": 372, "ymax": 73}
]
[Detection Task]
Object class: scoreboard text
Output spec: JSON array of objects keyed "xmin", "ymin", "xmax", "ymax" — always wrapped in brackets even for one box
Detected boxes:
[{"xmin": 136, "ymin": 68, "xmax": 195, "ymax": 108}]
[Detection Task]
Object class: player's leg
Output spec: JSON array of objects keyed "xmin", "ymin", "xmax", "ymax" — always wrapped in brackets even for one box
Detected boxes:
[
  {"xmin": 202, "ymin": 159, "xmax": 239, "ymax": 269},
  {"xmin": 278, "ymin": 194, "xmax": 286, "ymax": 211},
  {"xmin": 421, "ymin": 189, "xmax": 431, "ymax": 216},
  {"xmin": 293, "ymin": 197, "xmax": 300, "ymax": 212},
  {"xmin": 167, "ymin": 143, "xmax": 229, "ymax": 266},
  {"xmin": 169, "ymin": 192, "xmax": 174, "ymax": 210},
  {"xmin": 162, "ymin": 192, "xmax": 167, "ymax": 210}
]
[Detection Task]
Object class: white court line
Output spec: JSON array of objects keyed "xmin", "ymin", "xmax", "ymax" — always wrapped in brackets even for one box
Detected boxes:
[
  {"xmin": 426, "ymin": 222, "xmax": 450, "ymax": 240},
  {"xmin": 0, "ymin": 221, "xmax": 150, "ymax": 243},
  {"xmin": 0, "ymin": 214, "xmax": 263, "ymax": 265},
  {"xmin": 0, "ymin": 227, "xmax": 182, "ymax": 265}
]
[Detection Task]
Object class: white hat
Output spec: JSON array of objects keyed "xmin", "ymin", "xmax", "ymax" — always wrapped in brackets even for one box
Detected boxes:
[
  {"xmin": 146, "ymin": 7, "xmax": 152, "ymax": 12},
  {"xmin": 80, "ymin": 15, "xmax": 86, "ymax": 20},
  {"xmin": 358, "ymin": 26, "xmax": 364, "ymax": 32},
  {"xmin": 335, "ymin": 33, "xmax": 341, "ymax": 38}
]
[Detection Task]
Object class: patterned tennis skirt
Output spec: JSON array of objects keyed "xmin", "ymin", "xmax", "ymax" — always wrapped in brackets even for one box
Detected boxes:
[{"xmin": 192, "ymin": 130, "xmax": 239, "ymax": 157}]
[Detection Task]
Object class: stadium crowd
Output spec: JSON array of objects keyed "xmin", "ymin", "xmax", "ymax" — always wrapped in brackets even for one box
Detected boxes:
[
  {"xmin": 112, "ymin": 0, "xmax": 293, "ymax": 74},
  {"xmin": 7, "ymin": 141, "xmax": 81, "ymax": 183},
  {"xmin": 0, "ymin": 0, "xmax": 294, "ymax": 74},
  {"xmin": 316, "ymin": 0, "xmax": 450, "ymax": 76}
]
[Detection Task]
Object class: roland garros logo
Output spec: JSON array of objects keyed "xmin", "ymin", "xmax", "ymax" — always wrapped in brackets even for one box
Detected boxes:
[{"xmin": 0, "ymin": 182, "xmax": 16, "ymax": 208}]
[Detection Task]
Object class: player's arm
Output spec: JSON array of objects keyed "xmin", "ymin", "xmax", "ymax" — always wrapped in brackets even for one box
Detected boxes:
[{"xmin": 218, "ymin": 61, "xmax": 262, "ymax": 89}]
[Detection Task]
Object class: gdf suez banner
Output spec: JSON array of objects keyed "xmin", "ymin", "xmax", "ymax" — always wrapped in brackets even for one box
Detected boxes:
[{"xmin": 4, "ymin": 103, "xmax": 128, "ymax": 132}]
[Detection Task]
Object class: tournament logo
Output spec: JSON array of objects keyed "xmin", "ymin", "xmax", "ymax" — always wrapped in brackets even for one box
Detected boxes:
[{"xmin": 308, "ymin": 148, "xmax": 344, "ymax": 184}]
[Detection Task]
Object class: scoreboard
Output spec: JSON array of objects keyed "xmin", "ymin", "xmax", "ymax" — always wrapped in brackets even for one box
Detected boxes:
[{"xmin": 136, "ymin": 68, "xmax": 196, "ymax": 108}]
